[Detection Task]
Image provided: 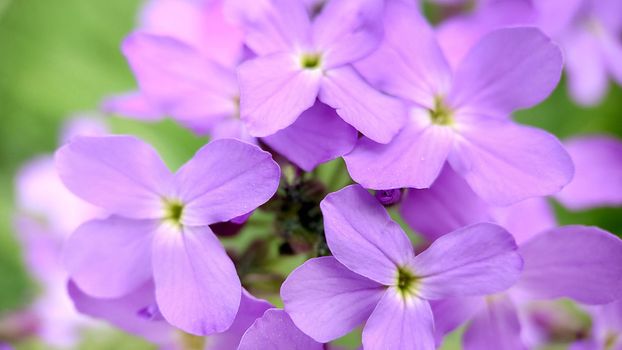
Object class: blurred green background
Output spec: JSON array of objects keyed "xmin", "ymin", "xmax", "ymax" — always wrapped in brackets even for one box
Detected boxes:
[{"xmin": 0, "ymin": 0, "xmax": 621, "ymax": 349}]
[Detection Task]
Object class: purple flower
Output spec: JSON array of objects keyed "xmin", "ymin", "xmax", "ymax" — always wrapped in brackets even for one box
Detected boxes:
[
  {"xmin": 555, "ymin": 135, "xmax": 622, "ymax": 210},
  {"xmin": 233, "ymin": 0, "xmax": 407, "ymax": 143},
  {"xmin": 238, "ymin": 309, "xmax": 325, "ymax": 350},
  {"xmin": 55, "ymin": 136, "xmax": 280, "ymax": 335},
  {"xmin": 280, "ymin": 185, "xmax": 522, "ymax": 349},
  {"xmin": 344, "ymin": 0, "xmax": 572, "ymax": 206},
  {"xmin": 569, "ymin": 300, "xmax": 622, "ymax": 350}
]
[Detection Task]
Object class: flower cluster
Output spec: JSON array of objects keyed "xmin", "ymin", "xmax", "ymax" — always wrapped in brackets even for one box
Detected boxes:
[{"xmin": 7, "ymin": 0, "xmax": 622, "ymax": 349}]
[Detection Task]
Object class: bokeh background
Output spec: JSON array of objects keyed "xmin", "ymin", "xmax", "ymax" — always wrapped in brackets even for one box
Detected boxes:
[{"xmin": 0, "ymin": 0, "xmax": 621, "ymax": 349}]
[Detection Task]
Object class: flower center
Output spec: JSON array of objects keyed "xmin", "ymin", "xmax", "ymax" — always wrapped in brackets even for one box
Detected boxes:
[
  {"xmin": 428, "ymin": 97, "xmax": 454, "ymax": 126},
  {"xmin": 300, "ymin": 53, "xmax": 322, "ymax": 70},
  {"xmin": 163, "ymin": 199, "xmax": 185, "ymax": 226},
  {"xmin": 396, "ymin": 266, "xmax": 419, "ymax": 299}
]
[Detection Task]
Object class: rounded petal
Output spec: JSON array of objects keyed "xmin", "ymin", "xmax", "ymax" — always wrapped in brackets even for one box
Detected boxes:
[
  {"xmin": 239, "ymin": 52, "xmax": 322, "ymax": 137},
  {"xmin": 262, "ymin": 101, "xmax": 358, "ymax": 171},
  {"xmin": 515, "ymin": 225, "xmax": 622, "ymax": 304},
  {"xmin": 281, "ymin": 257, "xmax": 385, "ymax": 343},
  {"xmin": 345, "ymin": 119, "xmax": 454, "ymax": 190},
  {"xmin": 463, "ymin": 296, "xmax": 525, "ymax": 350},
  {"xmin": 238, "ymin": 309, "xmax": 323, "ymax": 350},
  {"xmin": 411, "ymin": 223, "xmax": 523, "ymax": 300},
  {"xmin": 319, "ymin": 66, "xmax": 407, "ymax": 144},
  {"xmin": 449, "ymin": 119, "xmax": 574, "ymax": 206},
  {"xmin": 55, "ymin": 135, "xmax": 173, "ymax": 218},
  {"xmin": 64, "ymin": 216, "xmax": 155, "ymax": 298},
  {"xmin": 362, "ymin": 289, "xmax": 435, "ymax": 350},
  {"xmin": 152, "ymin": 225, "xmax": 241, "ymax": 335},
  {"xmin": 175, "ymin": 139, "xmax": 280, "ymax": 226},
  {"xmin": 564, "ymin": 29, "xmax": 609, "ymax": 106},
  {"xmin": 320, "ymin": 185, "xmax": 414, "ymax": 284},
  {"xmin": 430, "ymin": 297, "xmax": 484, "ymax": 345},
  {"xmin": 555, "ymin": 136, "xmax": 622, "ymax": 210},
  {"xmin": 448, "ymin": 27, "xmax": 563, "ymax": 116}
]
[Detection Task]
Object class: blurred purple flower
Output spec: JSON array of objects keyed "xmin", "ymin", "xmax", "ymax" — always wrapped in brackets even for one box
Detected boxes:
[
  {"xmin": 55, "ymin": 136, "xmax": 280, "ymax": 335},
  {"xmin": 281, "ymin": 185, "xmax": 522, "ymax": 349},
  {"xmin": 345, "ymin": 0, "xmax": 572, "ymax": 206}
]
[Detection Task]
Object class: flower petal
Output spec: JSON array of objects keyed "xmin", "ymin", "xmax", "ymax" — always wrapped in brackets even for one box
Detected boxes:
[
  {"xmin": 207, "ymin": 290, "xmax": 273, "ymax": 350},
  {"xmin": 463, "ymin": 295, "xmax": 525, "ymax": 350},
  {"xmin": 319, "ymin": 65, "xmax": 407, "ymax": 144},
  {"xmin": 152, "ymin": 224, "xmax": 241, "ymax": 335},
  {"xmin": 101, "ymin": 91, "xmax": 164, "ymax": 121},
  {"xmin": 311, "ymin": 0, "xmax": 383, "ymax": 68},
  {"xmin": 262, "ymin": 101, "xmax": 357, "ymax": 171},
  {"xmin": 515, "ymin": 225, "xmax": 622, "ymax": 304},
  {"xmin": 238, "ymin": 52, "xmax": 322, "ymax": 137},
  {"xmin": 355, "ymin": 0, "xmax": 452, "ymax": 107},
  {"xmin": 281, "ymin": 256, "xmax": 385, "ymax": 343},
  {"xmin": 448, "ymin": 27, "xmax": 562, "ymax": 116},
  {"xmin": 344, "ymin": 118, "xmax": 454, "ymax": 190},
  {"xmin": 55, "ymin": 135, "xmax": 173, "ymax": 218},
  {"xmin": 399, "ymin": 165, "xmax": 490, "ymax": 243},
  {"xmin": 362, "ymin": 289, "xmax": 435, "ymax": 350},
  {"xmin": 238, "ymin": 309, "xmax": 323, "ymax": 350},
  {"xmin": 175, "ymin": 139, "xmax": 280, "ymax": 226},
  {"xmin": 449, "ymin": 119, "xmax": 574, "ymax": 206},
  {"xmin": 64, "ymin": 216, "xmax": 155, "ymax": 298},
  {"xmin": 430, "ymin": 297, "xmax": 484, "ymax": 346},
  {"xmin": 555, "ymin": 136, "xmax": 622, "ymax": 210},
  {"xmin": 68, "ymin": 281, "xmax": 173, "ymax": 345},
  {"xmin": 411, "ymin": 223, "xmax": 522, "ymax": 300},
  {"xmin": 320, "ymin": 185, "xmax": 414, "ymax": 284},
  {"xmin": 563, "ymin": 29, "xmax": 609, "ymax": 106}
]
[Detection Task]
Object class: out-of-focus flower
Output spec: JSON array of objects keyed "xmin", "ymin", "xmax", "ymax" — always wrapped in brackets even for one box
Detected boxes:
[
  {"xmin": 345, "ymin": 0, "xmax": 572, "ymax": 206},
  {"xmin": 569, "ymin": 300, "xmax": 622, "ymax": 350},
  {"xmin": 238, "ymin": 309, "xmax": 325, "ymax": 349},
  {"xmin": 281, "ymin": 185, "xmax": 522, "ymax": 350},
  {"xmin": 56, "ymin": 136, "xmax": 280, "ymax": 335}
]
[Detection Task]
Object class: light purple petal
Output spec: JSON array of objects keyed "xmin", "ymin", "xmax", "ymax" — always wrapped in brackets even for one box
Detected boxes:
[
  {"xmin": 311, "ymin": 0, "xmax": 383, "ymax": 68},
  {"xmin": 175, "ymin": 139, "xmax": 280, "ymax": 226},
  {"xmin": 411, "ymin": 223, "xmax": 522, "ymax": 300},
  {"xmin": 449, "ymin": 119, "xmax": 574, "ymax": 206},
  {"xmin": 430, "ymin": 297, "xmax": 484, "ymax": 346},
  {"xmin": 362, "ymin": 289, "xmax": 435, "ymax": 350},
  {"xmin": 355, "ymin": 0, "xmax": 452, "ymax": 107},
  {"xmin": 101, "ymin": 91, "xmax": 163, "ymax": 121},
  {"xmin": 225, "ymin": 0, "xmax": 311, "ymax": 55},
  {"xmin": 281, "ymin": 256, "xmax": 385, "ymax": 343},
  {"xmin": 319, "ymin": 65, "xmax": 406, "ymax": 144},
  {"xmin": 263, "ymin": 101, "xmax": 357, "ymax": 171},
  {"xmin": 238, "ymin": 52, "xmax": 322, "ymax": 137},
  {"xmin": 152, "ymin": 224, "xmax": 241, "ymax": 335},
  {"xmin": 515, "ymin": 225, "xmax": 622, "ymax": 304},
  {"xmin": 207, "ymin": 290, "xmax": 272, "ymax": 350},
  {"xmin": 448, "ymin": 27, "xmax": 562, "ymax": 116},
  {"xmin": 238, "ymin": 309, "xmax": 323, "ymax": 350},
  {"xmin": 399, "ymin": 165, "xmax": 491, "ymax": 242},
  {"xmin": 123, "ymin": 33, "xmax": 238, "ymax": 133},
  {"xmin": 463, "ymin": 295, "xmax": 525, "ymax": 350},
  {"xmin": 68, "ymin": 281, "xmax": 174, "ymax": 345},
  {"xmin": 344, "ymin": 116, "xmax": 454, "ymax": 190},
  {"xmin": 563, "ymin": 29, "xmax": 609, "ymax": 106},
  {"xmin": 555, "ymin": 136, "xmax": 622, "ymax": 210},
  {"xmin": 55, "ymin": 135, "xmax": 173, "ymax": 218},
  {"xmin": 64, "ymin": 216, "xmax": 155, "ymax": 298},
  {"xmin": 490, "ymin": 197, "xmax": 556, "ymax": 245},
  {"xmin": 320, "ymin": 185, "xmax": 414, "ymax": 285}
]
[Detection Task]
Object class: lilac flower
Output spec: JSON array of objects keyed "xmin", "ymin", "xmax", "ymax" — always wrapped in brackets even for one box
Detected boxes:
[
  {"xmin": 401, "ymin": 169, "xmax": 622, "ymax": 349},
  {"xmin": 438, "ymin": 0, "xmax": 622, "ymax": 105},
  {"xmin": 344, "ymin": 0, "xmax": 572, "ymax": 205},
  {"xmin": 238, "ymin": 309, "xmax": 325, "ymax": 350},
  {"xmin": 569, "ymin": 300, "xmax": 622, "ymax": 350},
  {"xmin": 281, "ymin": 185, "xmax": 522, "ymax": 349},
  {"xmin": 56, "ymin": 136, "xmax": 280, "ymax": 335},
  {"xmin": 115, "ymin": 26, "xmax": 357, "ymax": 170},
  {"xmin": 233, "ymin": 0, "xmax": 407, "ymax": 143},
  {"xmin": 555, "ymin": 135, "xmax": 622, "ymax": 210}
]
